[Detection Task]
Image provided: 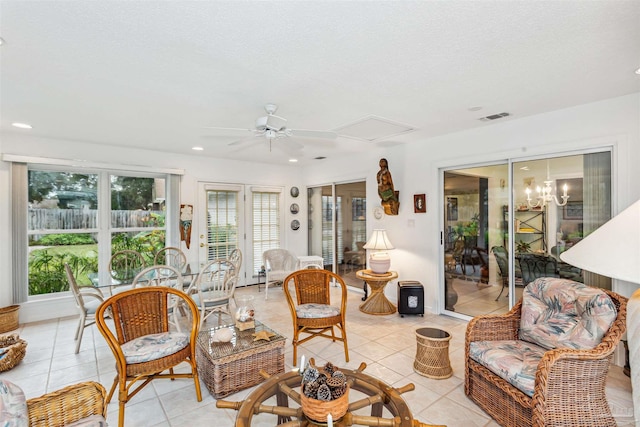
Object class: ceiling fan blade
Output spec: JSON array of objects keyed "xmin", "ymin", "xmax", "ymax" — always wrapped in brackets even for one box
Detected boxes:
[
  {"xmin": 289, "ymin": 129, "xmax": 338, "ymax": 139},
  {"xmin": 201, "ymin": 126, "xmax": 254, "ymax": 136},
  {"xmin": 228, "ymin": 135, "xmax": 260, "ymax": 147}
]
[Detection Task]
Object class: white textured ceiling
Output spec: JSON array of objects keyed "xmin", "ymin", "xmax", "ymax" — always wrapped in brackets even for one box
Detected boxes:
[{"xmin": 1, "ymin": 1, "xmax": 639, "ymax": 165}]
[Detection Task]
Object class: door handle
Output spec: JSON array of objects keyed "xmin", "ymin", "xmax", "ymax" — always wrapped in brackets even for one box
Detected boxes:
[{"xmin": 200, "ymin": 242, "xmax": 212, "ymax": 248}]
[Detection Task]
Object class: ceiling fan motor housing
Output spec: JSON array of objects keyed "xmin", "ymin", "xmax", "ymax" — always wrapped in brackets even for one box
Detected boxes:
[{"xmin": 256, "ymin": 114, "xmax": 287, "ymax": 131}]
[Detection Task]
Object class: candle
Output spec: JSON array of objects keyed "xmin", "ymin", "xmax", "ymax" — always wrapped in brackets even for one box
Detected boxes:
[
  {"xmin": 327, "ymin": 413, "xmax": 333, "ymax": 427},
  {"xmin": 300, "ymin": 355, "xmax": 305, "ymax": 373},
  {"xmin": 563, "ymin": 184, "xmax": 568, "ymax": 196}
]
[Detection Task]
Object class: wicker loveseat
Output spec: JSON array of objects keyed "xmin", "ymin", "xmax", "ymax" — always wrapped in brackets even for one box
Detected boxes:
[{"xmin": 465, "ymin": 277, "xmax": 627, "ymax": 427}]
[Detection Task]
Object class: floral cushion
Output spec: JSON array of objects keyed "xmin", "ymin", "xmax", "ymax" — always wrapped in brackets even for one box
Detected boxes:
[
  {"xmin": 64, "ymin": 414, "xmax": 108, "ymax": 427},
  {"xmin": 469, "ymin": 340, "xmax": 546, "ymax": 397},
  {"xmin": 0, "ymin": 380, "xmax": 28, "ymax": 426},
  {"xmin": 121, "ymin": 332, "xmax": 189, "ymax": 364},
  {"xmin": 296, "ymin": 304, "xmax": 340, "ymax": 319},
  {"xmin": 519, "ymin": 278, "xmax": 617, "ymax": 350}
]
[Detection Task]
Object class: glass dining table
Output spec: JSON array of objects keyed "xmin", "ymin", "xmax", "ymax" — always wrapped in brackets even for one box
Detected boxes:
[{"xmin": 88, "ymin": 262, "xmax": 201, "ymax": 293}]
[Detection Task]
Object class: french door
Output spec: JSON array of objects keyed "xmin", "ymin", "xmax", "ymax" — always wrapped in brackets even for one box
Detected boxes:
[{"xmin": 198, "ymin": 183, "xmax": 245, "ymax": 282}]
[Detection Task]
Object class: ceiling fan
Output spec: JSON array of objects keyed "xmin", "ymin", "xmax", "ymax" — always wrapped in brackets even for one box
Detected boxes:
[{"xmin": 202, "ymin": 104, "xmax": 337, "ymax": 152}]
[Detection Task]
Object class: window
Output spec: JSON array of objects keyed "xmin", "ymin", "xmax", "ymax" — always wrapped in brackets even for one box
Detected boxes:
[
  {"xmin": 252, "ymin": 191, "xmax": 280, "ymax": 275},
  {"xmin": 26, "ymin": 167, "xmax": 172, "ymax": 296},
  {"xmin": 322, "ymin": 195, "xmax": 343, "ymax": 264}
]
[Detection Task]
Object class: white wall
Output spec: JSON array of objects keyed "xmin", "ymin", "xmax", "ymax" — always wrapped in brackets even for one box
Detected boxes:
[
  {"xmin": 303, "ymin": 93, "xmax": 640, "ymax": 313},
  {"xmin": 1, "ymin": 93, "xmax": 639, "ymax": 322}
]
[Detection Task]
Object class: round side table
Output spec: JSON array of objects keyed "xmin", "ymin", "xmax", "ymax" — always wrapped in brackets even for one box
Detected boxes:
[
  {"xmin": 355, "ymin": 270, "xmax": 398, "ymax": 315},
  {"xmin": 414, "ymin": 327, "xmax": 452, "ymax": 379}
]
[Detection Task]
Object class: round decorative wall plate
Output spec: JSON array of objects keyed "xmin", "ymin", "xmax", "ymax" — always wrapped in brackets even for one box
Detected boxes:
[
  {"xmin": 291, "ymin": 219, "xmax": 300, "ymax": 230},
  {"xmin": 290, "ymin": 203, "xmax": 299, "ymax": 214},
  {"xmin": 290, "ymin": 187, "xmax": 300, "ymax": 198},
  {"xmin": 373, "ymin": 206, "xmax": 384, "ymax": 220}
]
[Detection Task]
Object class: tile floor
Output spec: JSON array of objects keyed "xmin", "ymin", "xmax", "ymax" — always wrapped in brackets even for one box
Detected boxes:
[{"xmin": 3, "ymin": 284, "xmax": 634, "ymax": 426}]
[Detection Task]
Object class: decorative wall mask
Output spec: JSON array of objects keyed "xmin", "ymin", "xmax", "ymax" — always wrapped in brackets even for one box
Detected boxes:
[{"xmin": 180, "ymin": 204, "xmax": 193, "ymax": 248}]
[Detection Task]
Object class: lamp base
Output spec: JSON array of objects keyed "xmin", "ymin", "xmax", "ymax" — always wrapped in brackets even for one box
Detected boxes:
[{"xmin": 369, "ymin": 257, "xmax": 390, "ymax": 274}]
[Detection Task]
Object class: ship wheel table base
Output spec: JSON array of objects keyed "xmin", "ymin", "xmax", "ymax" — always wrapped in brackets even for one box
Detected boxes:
[{"xmin": 217, "ymin": 360, "xmax": 446, "ymax": 427}]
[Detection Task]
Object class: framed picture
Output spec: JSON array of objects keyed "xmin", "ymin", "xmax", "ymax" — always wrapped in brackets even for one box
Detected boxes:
[
  {"xmin": 414, "ymin": 194, "xmax": 426, "ymax": 213},
  {"xmin": 446, "ymin": 197, "xmax": 458, "ymax": 221},
  {"xmin": 563, "ymin": 201, "xmax": 583, "ymax": 220},
  {"xmin": 290, "ymin": 203, "xmax": 299, "ymax": 214}
]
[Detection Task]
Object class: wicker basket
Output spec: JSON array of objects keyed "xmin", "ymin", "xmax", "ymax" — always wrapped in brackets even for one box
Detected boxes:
[
  {"xmin": 0, "ymin": 305, "xmax": 19, "ymax": 334},
  {"xmin": 0, "ymin": 334, "xmax": 27, "ymax": 372},
  {"xmin": 300, "ymin": 385, "xmax": 349, "ymax": 422}
]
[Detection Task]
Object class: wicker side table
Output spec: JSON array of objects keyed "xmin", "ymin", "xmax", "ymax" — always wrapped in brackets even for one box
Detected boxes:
[{"xmin": 414, "ymin": 327, "xmax": 452, "ymax": 379}]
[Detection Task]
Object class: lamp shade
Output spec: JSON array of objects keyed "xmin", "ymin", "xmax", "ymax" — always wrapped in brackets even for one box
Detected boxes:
[
  {"xmin": 560, "ymin": 198, "xmax": 640, "ymax": 284},
  {"xmin": 363, "ymin": 229, "xmax": 395, "ymax": 251}
]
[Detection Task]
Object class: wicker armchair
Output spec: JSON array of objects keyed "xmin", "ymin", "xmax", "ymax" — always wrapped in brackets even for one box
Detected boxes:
[
  {"xmin": 465, "ymin": 283, "xmax": 627, "ymax": 427},
  {"xmin": 96, "ymin": 287, "xmax": 202, "ymax": 427},
  {"xmin": 283, "ymin": 269, "xmax": 349, "ymax": 366},
  {"xmin": 26, "ymin": 381, "xmax": 107, "ymax": 427}
]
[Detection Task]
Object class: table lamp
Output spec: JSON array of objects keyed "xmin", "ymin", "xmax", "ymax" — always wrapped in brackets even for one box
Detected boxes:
[
  {"xmin": 363, "ymin": 229, "xmax": 394, "ymax": 274},
  {"xmin": 559, "ymin": 198, "xmax": 640, "ymax": 421}
]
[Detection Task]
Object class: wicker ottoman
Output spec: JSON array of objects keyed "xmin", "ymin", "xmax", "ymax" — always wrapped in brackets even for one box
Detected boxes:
[
  {"xmin": 414, "ymin": 327, "xmax": 452, "ymax": 379},
  {"xmin": 196, "ymin": 321, "xmax": 285, "ymax": 398}
]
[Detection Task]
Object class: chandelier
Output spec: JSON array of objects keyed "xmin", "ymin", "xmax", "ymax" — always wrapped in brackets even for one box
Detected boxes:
[{"xmin": 525, "ymin": 163, "xmax": 569, "ymax": 208}]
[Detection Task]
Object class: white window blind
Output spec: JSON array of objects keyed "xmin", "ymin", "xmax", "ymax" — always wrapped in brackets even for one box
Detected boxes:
[
  {"xmin": 205, "ymin": 189, "xmax": 239, "ymax": 261},
  {"xmin": 252, "ymin": 191, "xmax": 280, "ymax": 275}
]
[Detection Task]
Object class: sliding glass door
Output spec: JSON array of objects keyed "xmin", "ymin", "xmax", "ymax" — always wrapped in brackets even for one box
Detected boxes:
[
  {"xmin": 442, "ymin": 150, "xmax": 612, "ymax": 318},
  {"xmin": 308, "ymin": 181, "xmax": 366, "ymax": 288}
]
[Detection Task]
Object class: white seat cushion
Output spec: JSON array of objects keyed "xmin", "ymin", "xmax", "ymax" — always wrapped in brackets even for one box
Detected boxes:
[
  {"xmin": 296, "ymin": 303, "xmax": 340, "ymax": 319},
  {"xmin": 84, "ymin": 299, "xmax": 101, "ymax": 315},
  {"xmin": 121, "ymin": 332, "xmax": 189, "ymax": 364}
]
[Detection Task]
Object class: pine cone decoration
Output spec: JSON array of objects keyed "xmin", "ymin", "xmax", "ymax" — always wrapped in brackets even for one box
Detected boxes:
[
  {"xmin": 316, "ymin": 383, "xmax": 332, "ymax": 401},
  {"xmin": 302, "ymin": 366, "xmax": 320, "ymax": 384},
  {"xmin": 315, "ymin": 373, "xmax": 327, "ymax": 385},
  {"xmin": 304, "ymin": 381, "xmax": 320, "ymax": 398},
  {"xmin": 332, "ymin": 370, "xmax": 346, "ymax": 381},
  {"xmin": 326, "ymin": 376, "xmax": 343, "ymax": 389},
  {"xmin": 323, "ymin": 362, "xmax": 335, "ymax": 375},
  {"xmin": 331, "ymin": 384, "xmax": 346, "ymax": 400}
]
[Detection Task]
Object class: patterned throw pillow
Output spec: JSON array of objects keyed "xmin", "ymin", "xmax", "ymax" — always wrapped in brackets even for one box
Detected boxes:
[
  {"xmin": 519, "ymin": 277, "xmax": 617, "ymax": 350},
  {"xmin": 0, "ymin": 380, "xmax": 28, "ymax": 427}
]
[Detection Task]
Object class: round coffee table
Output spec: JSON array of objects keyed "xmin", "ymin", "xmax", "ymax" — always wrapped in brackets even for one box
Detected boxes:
[
  {"xmin": 414, "ymin": 327, "xmax": 453, "ymax": 379},
  {"xmin": 216, "ymin": 360, "xmax": 445, "ymax": 426}
]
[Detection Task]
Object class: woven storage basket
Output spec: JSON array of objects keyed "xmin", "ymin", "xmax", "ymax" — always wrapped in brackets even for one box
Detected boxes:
[
  {"xmin": 0, "ymin": 334, "xmax": 27, "ymax": 372},
  {"xmin": 0, "ymin": 305, "xmax": 19, "ymax": 333},
  {"xmin": 300, "ymin": 385, "xmax": 349, "ymax": 422}
]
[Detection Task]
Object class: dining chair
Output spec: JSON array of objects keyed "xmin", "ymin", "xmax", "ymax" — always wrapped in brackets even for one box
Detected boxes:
[
  {"xmin": 153, "ymin": 246, "xmax": 187, "ymax": 270},
  {"xmin": 262, "ymin": 248, "xmax": 298, "ymax": 300},
  {"xmin": 96, "ymin": 287, "xmax": 202, "ymax": 427},
  {"xmin": 108, "ymin": 250, "xmax": 146, "ymax": 284},
  {"xmin": 131, "ymin": 265, "xmax": 185, "ymax": 330},
  {"xmin": 283, "ymin": 268, "xmax": 349, "ymax": 366},
  {"xmin": 187, "ymin": 259, "xmax": 237, "ymax": 328},
  {"xmin": 228, "ymin": 248, "xmax": 243, "ymax": 273},
  {"xmin": 64, "ymin": 263, "xmax": 105, "ymax": 354}
]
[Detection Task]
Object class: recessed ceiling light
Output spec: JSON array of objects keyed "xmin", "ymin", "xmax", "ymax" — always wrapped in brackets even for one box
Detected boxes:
[
  {"xmin": 192, "ymin": 146, "xmax": 204, "ymax": 151},
  {"xmin": 12, "ymin": 122, "xmax": 32, "ymax": 129},
  {"xmin": 288, "ymin": 158, "xmax": 298, "ymax": 163},
  {"xmin": 635, "ymin": 67, "xmax": 640, "ymax": 75}
]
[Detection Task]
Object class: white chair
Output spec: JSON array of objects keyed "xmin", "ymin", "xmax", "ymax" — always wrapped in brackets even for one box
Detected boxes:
[
  {"xmin": 188, "ymin": 259, "xmax": 237, "ymax": 328},
  {"xmin": 131, "ymin": 265, "xmax": 185, "ymax": 329},
  {"xmin": 154, "ymin": 246, "xmax": 187, "ymax": 269},
  {"xmin": 228, "ymin": 248, "xmax": 243, "ymax": 272},
  {"xmin": 64, "ymin": 263, "xmax": 105, "ymax": 354},
  {"xmin": 262, "ymin": 249, "xmax": 299, "ymax": 300}
]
